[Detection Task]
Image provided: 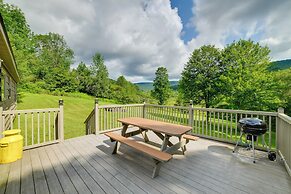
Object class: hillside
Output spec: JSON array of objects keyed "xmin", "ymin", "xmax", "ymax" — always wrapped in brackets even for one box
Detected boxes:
[
  {"xmin": 135, "ymin": 80, "xmax": 179, "ymax": 91},
  {"xmin": 269, "ymin": 59, "xmax": 291, "ymax": 71},
  {"xmin": 17, "ymin": 92, "xmax": 118, "ymax": 139}
]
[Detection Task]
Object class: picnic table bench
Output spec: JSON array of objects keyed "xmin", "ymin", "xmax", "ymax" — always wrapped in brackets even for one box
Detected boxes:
[{"xmin": 105, "ymin": 117, "xmax": 198, "ymax": 178}]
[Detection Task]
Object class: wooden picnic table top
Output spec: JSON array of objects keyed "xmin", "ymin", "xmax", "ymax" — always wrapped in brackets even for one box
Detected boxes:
[{"xmin": 118, "ymin": 117, "xmax": 192, "ymax": 136}]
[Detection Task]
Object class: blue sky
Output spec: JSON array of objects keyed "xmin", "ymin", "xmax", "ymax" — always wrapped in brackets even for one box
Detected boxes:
[
  {"xmin": 8, "ymin": 0, "xmax": 291, "ymax": 82},
  {"xmin": 170, "ymin": 0, "xmax": 198, "ymax": 43}
]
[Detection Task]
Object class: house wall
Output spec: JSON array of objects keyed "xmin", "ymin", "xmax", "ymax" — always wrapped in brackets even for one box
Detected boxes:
[{"xmin": 0, "ymin": 61, "xmax": 17, "ymax": 111}]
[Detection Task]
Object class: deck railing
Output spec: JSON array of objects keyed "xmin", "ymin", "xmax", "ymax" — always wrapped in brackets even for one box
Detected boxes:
[
  {"xmin": 85, "ymin": 99, "xmax": 144, "ymax": 134},
  {"xmin": 85, "ymin": 100, "xmax": 277, "ymax": 149},
  {"xmin": 85, "ymin": 100, "xmax": 291, "ymax": 175},
  {"xmin": 0, "ymin": 100, "xmax": 64, "ymax": 149},
  {"xmin": 277, "ymin": 108, "xmax": 291, "ymax": 176}
]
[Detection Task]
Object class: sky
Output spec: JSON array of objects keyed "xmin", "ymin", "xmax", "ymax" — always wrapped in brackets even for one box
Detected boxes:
[{"xmin": 6, "ymin": 0, "xmax": 291, "ymax": 82}]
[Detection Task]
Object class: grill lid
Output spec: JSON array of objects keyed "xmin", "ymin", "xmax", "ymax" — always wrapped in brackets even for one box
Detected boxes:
[
  {"xmin": 238, "ymin": 118, "xmax": 267, "ymax": 129},
  {"xmin": 238, "ymin": 118, "xmax": 267, "ymax": 135}
]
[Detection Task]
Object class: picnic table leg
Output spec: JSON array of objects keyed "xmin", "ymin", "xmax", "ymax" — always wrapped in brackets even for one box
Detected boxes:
[
  {"xmin": 141, "ymin": 129, "xmax": 149, "ymax": 142},
  {"xmin": 112, "ymin": 141, "xmax": 120, "ymax": 154},
  {"xmin": 152, "ymin": 159, "xmax": 162, "ymax": 178},
  {"xmin": 121, "ymin": 124, "xmax": 128, "ymax": 136},
  {"xmin": 179, "ymin": 136, "xmax": 186, "ymax": 154},
  {"xmin": 154, "ymin": 132, "xmax": 173, "ymax": 146},
  {"xmin": 161, "ymin": 135, "xmax": 170, "ymax": 151}
]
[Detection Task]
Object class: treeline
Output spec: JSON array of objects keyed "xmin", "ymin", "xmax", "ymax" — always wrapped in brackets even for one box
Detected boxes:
[
  {"xmin": 150, "ymin": 40, "xmax": 291, "ymax": 114},
  {"xmin": 0, "ymin": 2, "xmax": 152, "ymax": 103}
]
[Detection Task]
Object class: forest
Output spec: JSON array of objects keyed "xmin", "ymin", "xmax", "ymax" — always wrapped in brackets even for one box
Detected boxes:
[{"xmin": 1, "ymin": 1, "xmax": 291, "ymax": 115}]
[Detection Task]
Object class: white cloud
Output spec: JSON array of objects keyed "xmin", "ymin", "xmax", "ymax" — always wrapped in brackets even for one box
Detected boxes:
[
  {"xmin": 8, "ymin": 0, "xmax": 189, "ymax": 82},
  {"xmin": 188, "ymin": 0, "xmax": 291, "ymax": 60},
  {"xmin": 6, "ymin": 0, "xmax": 291, "ymax": 81}
]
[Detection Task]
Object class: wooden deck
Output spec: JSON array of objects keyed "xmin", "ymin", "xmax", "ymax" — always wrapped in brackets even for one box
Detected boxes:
[{"xmin": 0, "ymin": 130, "xmax": 290, "ymax": 194}]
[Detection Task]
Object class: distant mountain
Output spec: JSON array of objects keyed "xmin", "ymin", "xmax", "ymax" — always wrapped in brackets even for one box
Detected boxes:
[
  {"xmin": 269, "ymin": 59, "xmax": 291, "ymax": 71},
  {"xmin": 135, "ymin": 81, "xmax": 179, "ymax": 91}
]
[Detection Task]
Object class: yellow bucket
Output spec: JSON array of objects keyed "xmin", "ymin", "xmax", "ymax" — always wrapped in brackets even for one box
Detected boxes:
[
  {"xmin": 0, "ymin": 135, "xmax": 23, "ymax": 164},
  {"xmin": 2, "ymin": 129, "xmax": 21, "ymax": 137}
]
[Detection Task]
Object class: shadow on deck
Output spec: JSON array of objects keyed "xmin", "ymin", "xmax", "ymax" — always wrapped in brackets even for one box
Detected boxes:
[{"xmin": 0, "ymin": 131, "xmax": 290, "ymax": 194}]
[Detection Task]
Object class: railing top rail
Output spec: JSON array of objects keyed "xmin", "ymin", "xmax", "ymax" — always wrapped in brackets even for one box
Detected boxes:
[
  {"xmin": 3, "ymin": 108, "xmax": 60, "ymax": 115},
  {"xmin": 84, "ymin": 109, "xmax": 95, "ymax": 124},
  {"xmin": 145, "ymin": 103, "xmax": 277, "ymax": 116},
  {"xmin": 99, "ymin": 104, "xmax": 144, "ymax": 108},
  {"xmin": 193, "ymin": 107, "xmax": 277, "ymax": 116},
  {"xmin": 145, "ymin": 104, "xmax": 189, "ymax": 110},
  {"xmin": 278, "ymin": 113, "xmax": 291, "ymax": 124}
]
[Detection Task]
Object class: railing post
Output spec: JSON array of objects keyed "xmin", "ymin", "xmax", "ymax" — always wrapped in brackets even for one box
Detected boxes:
[
  {"xmin": 58, "ymin": 99, "xmax": 64, "ymax": 142},
  {"xmin": 189, "ymin": 100, "xmax": 193, "ymax": 128},
  {"xmin": 95, "ymin": 98, "xmax": 99, "ymax": 135},
  {"xmin": 0, "ymin": 106, "xmax": 3, "ymax": 138},
  {"xmin": 143, "ymin": 101, "xmax": 146, "ymax": 118},
  {"xmin": 276, "ymin": 107, "xmax": 284, "ymax": 150},
  {"xmin": 278, "ymin": 107, "xmax": 284, "ymax": 114}
]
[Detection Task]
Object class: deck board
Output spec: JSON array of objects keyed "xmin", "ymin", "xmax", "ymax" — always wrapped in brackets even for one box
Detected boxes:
[
  {"xmin": 20, "ymin": 151, "xmax": 34, "ymax": 194},
  {"xmin": 70, "ymin": 137, "xmax": 146, "ymax": 194},
  {"xmin": 0, "ymin": 132, "xmax": 290, "ymax": 194}
]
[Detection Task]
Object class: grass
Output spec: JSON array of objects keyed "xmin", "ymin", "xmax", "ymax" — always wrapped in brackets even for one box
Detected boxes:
[{"xmin": 17, "ymin": 92, "xmax": 118, "ymax": 140}]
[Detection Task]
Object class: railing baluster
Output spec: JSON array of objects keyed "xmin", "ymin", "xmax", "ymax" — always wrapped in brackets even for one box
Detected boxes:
[
  {"xmin": 32, "ymin": 113, "xmax": 34, "ymax": 145},
  {"xmin": 48, "ymin": 111, "xmax": 51, "ymax": 141},
  {"xmin": 217, "ymin": 112, "xmax": 220, "ymax": 138},
  {"xmin": 269, "ymin": 116, "xmax": 272, "ymax": 149},
  {"xmin": 213, "ymin": 111, "xmax": 216, "ymax": 137},
  {"xmin": 235, "ymin": 114, "xmax": 238, "ymax": 140},
  {"xmin": 25, "ymin": 113, "xmax": 27, "ymax": 146},
  {"xmin": 194, "ymin": 110, "xmax": 197, "ymax": 133},
  {"xmin": 43, "ymin": 112, "xmax": 46, "ymax": 142},
  {"xmin": 225, "ymin": 113, "xmax": 228, "ymax": 139},
  {"xmin": 10, "ymin": 114, "xmax": 13, "ymax": 129},
  {"xmin": 53, "ymin": 112, "xmax": 56, "ymax": 140},
  {"xmin": 209, "ymin": 111, "xmax": 212, "ymax": 136},
  {"xmin": 18, "ymin": 113, "xmax": 20, "ymax": 129},
  {"xmin": 37, "ymin": 112, "xmax": 40, "ymax": 144},
  {"xmin": 202, "ymin": 111, "xmax": 204, "ymax": 135},
  {"xmin": 230, "ymin": 113, "xmax": 233, "ymax": 141},
  {"xmin": 198, "ymin": 110, "xmax": 201, "ymax": 134},
  {"xmin": 2, "ymin": 115, "xmax": 5, "ymax": 130}
]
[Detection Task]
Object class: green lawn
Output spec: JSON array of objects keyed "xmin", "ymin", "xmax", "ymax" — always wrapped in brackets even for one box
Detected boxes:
[{"xmin": 17, "ymin": 92, "xmax": 118, "ymax": 139}]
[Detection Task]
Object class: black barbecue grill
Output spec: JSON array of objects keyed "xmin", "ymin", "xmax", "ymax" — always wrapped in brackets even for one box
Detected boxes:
[{"xmin": 233, "ymin": 118, "xmax": 276, "ymax": 163}]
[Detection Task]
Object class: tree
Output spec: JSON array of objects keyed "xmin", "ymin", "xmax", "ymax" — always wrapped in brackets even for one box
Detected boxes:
[
  {"xmin": 89, "ymin": 53, "xmax": 109, "ymax": 98},
  {"xmin": 34, "ymin": 33, "xmax": 74, "ymax": 74},
  {"xmin": 273, "ymin": 69, "xmax": 291, "ymax": 114},
  {"xmin": 74, "ymin": 62, "xmax": 91, "ymax": 93},
  {"xmin": 0, "ymin": 2, "xmax": 38, "ymax": 86},
  {"xmin": 220, "ymin": 39, "xmax": 281, "ymax": 111},
  {"xmin": 179, "ymin": 45, "xmax": 223, "ymax": 108},
  {"xmin": 151, "ymin": 67, "xmax": 171, "ymax": 105},
  {"xmin": 33, "ymin": 33, "xmax": 75, "ymax": 92}
]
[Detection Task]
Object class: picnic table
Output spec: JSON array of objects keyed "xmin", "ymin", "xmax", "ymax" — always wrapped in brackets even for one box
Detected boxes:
[
  {"xmin": 118, "ymin": 117, "xmax": 192, "ymax": 154},
  {"xmin": 105, "ymin": 117, "xmax": 198, "ymax": 178}
]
